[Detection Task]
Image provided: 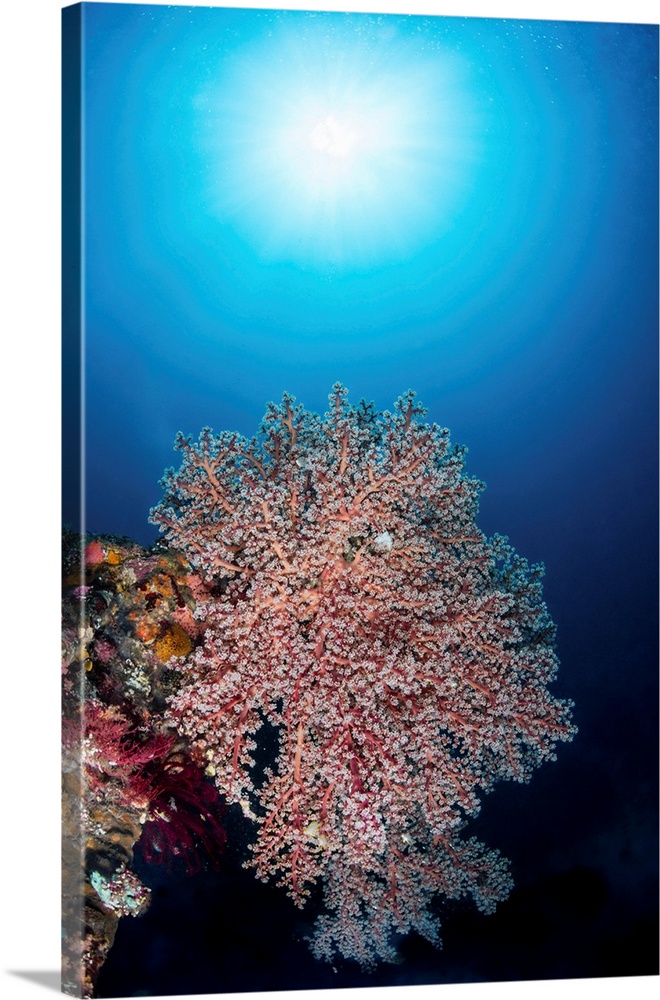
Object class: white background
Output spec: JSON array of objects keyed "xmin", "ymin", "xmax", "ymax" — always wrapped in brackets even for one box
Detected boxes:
[{"xmin": 0, "ymin": 2, "xmax": 656, "ymax": 999}]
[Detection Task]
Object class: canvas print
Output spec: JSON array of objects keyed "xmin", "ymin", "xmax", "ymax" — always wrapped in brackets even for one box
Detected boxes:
[{"xmin": 61, "ymin": 3, "xmax": 659, "ymax": 998}]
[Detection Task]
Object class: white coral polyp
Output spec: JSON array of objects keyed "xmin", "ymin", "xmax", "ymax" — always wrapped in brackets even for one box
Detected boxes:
[{"xmin": 372, "ymin": 530, "xmax": 394, "ymax": 552}]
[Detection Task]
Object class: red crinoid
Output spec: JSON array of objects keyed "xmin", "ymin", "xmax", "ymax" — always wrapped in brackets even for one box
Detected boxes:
[
  {"xmin": 150, "ymin": 384, "xmax": 576, "ymax": 966},
  {"xmin": 137, "ymin": 751, "xmax": 226, "ymax": 874},
  {"xmin": 71, "ymin": 700, "xmax": 226, "ymax": 874},
  {"xmin": 66, "ymin": 699, "xmax": 176, "ymax": 800}
]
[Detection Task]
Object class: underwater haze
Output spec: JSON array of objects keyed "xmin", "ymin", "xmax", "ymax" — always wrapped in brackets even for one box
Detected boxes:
[{"xmin": 63, "ymin": 2, "xmax": 658, "ymax": 995}]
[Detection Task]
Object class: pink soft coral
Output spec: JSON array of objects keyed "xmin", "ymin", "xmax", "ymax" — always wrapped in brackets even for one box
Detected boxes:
[{"xmin": 150, "ymin": 384, "xmax": 575, "ymax": 966}]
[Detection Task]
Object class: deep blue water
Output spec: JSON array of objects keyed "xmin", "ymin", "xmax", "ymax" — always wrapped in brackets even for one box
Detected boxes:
[{"xmin": 63, "ymin": 2, "xmax": 658, "ymax": 995}]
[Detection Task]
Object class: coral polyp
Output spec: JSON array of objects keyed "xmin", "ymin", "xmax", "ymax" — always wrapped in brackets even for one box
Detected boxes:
[{"xmin": 150, "ymin": 385, "xmax": 576, "ymax": 966}]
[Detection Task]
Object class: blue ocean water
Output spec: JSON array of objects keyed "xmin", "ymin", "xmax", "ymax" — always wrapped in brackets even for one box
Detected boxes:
[{"xmin": 63, "ymin": 2, "xmax": 658, "ymax": 994}]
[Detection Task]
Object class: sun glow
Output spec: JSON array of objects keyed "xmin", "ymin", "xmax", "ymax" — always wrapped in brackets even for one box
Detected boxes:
[
  {"xmin": 310, "ymin": 116, "xmax": 356, "ymax": 158},
  {"xmin": 197, "ymin": 18, "xmax": 480, "ymax": 270}
]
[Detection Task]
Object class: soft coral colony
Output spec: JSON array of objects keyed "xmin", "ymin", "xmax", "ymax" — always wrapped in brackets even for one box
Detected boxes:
[{"xmin": 148, "ymin": 383, "xmax": 576, "ymax": 967}]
